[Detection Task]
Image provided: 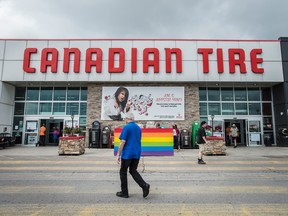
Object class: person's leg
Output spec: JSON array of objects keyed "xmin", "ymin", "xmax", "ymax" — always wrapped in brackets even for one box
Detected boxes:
[
  {"xmin": 40, "ymin": 136, "xmax": 45, "ymax": 146},
  {"xmin": 40, "ymin": 136, "xmax": 44, "ymax": 146},
  {"xmin": 129, "ymin": 158, "xmax": 150, "ymax": 198},
  {"xmin": 119, "ymin": 159, "xmax": 131, "ymax": 196},
  {"xmin": 197, "ymin": 144, "xmax": 206, "ymax": 164},
  {"xmin": 129, "ymin": 159, "xmax": 146, "ymax": 187},
  {"xmin": 233, "ymin": 137, "xmax": 237, "ymax": 148}
]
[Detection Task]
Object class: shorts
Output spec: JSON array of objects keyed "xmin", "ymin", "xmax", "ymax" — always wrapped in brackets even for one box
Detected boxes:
[{"xmin": 197, "ymin": 143, "xmax": 205, "ymax": 153}]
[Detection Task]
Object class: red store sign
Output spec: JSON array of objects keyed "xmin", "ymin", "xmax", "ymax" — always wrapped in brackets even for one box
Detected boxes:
[{"xmin": 23, "ymin": 47, "xmax": 264, "ymax": 74}]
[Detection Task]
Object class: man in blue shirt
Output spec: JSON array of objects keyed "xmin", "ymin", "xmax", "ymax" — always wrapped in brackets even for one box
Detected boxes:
[{"xmin": 116, "ymin": 112, "xmax": 150, "ymax": 198}]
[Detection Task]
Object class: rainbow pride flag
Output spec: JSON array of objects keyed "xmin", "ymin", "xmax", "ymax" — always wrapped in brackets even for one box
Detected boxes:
[{"xmin": 114, "ymin": 128, "xmax": 174, "ymax": 156}]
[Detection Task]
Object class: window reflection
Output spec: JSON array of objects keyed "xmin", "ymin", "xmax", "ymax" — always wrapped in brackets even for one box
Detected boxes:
[
  {"xmin": 40, "ymin": 87, "xmax": 53, "ymax": 101},
  {"xmin": 26, "ymin": 87, "xmax": 39, "ymax": 101},
  {"xmin": 221, "ymin": 88, "xmax": 234, "ymax": 101},
  {"xmin": 235, "ymin": 88, "xmax": 247, "ymax": 101},
  {"xmin": 248, "ymin": 88, "xmax": 260, "ymax": 101},
  {"xmin": 208, "ymin": 88, "xmax": 220, "ymax": 101}
]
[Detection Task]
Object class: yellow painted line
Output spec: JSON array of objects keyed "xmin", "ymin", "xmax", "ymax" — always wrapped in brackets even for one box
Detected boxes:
[
  {"xmin": 0, "ymin": 204, "xmax": 288, "ymax": 216},
  {"xmin": 0, "ymin": 160, "xmax": 288, "ymax": 165},
  {"xmin": 0, "ymin": 185, "xmax": 287, "ymax": 194},
  {"xmin": 0, "ymin": 166, "xmax": 288, "ymax": 172},
  {"xmin": 0, "ymin": 186, "xmax": 74, "ymax": 193}
]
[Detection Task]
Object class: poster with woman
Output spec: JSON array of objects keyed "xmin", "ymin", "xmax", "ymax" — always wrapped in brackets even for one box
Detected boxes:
[{"xmin": 101, "ymin": 86, "xmax": 184, "ymax": 121}]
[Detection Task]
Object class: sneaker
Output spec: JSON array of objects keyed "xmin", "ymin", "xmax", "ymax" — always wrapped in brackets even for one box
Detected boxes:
[
  {"xmin": 116, "ymin": 191, "xmax": 129, "ymax": 198},
  {"xmin": 198, "ymin": 159, "xmax": 206, "ymax": 165},
  {"xmin": 142, "ymin": 183, "xmax": 150, "ymax": 198},
  {"xmin": 234, "ymin": 145, "xmax": 237, "ymax": 148}
]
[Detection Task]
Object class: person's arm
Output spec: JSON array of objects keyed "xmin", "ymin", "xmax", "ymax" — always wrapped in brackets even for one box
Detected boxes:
[
  {"xmin": 202, "ymin": 136, "xmax": 207, "ymax": 144},
  {"xmin": 116, "ymin": 139, "xmax": 126, "ymax": 164},
  {"xmin": 202, "ymin": 128, "xmax": 207, "ymax": 144}
]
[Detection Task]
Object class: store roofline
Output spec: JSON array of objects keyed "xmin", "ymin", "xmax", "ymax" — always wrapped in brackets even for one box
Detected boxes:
[{"xmin": 0, "ymin": 38, "xmax": 281, "ymax": 42}]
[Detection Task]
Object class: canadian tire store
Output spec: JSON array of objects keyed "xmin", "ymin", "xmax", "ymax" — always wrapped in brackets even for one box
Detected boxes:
[{"xmin": 0, "ymin": 38, "xmax": 288, "ymax": 147}]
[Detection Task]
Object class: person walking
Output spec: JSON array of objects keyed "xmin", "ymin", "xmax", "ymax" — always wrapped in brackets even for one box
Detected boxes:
[
  {"xmin": 52, "ymin": 127, "xmax": 59, "ymax": 145},
  {"xmin": 38, "ymin": 124, "xmax": 46, "ymax": 147},
  {"xmin": 230, "ymin": 124, "xmax": 239, "ymax": 148},
  {"xmin": 116, "ymin": 112, "xmax": 150, "ymax": 198},
  {"xmin": 196, "ymin": 121, "xmax": 208, "ymax": 164},
  {"xmin": 225, "ymin": 125, "xmax": 231, "ymax": 145}
]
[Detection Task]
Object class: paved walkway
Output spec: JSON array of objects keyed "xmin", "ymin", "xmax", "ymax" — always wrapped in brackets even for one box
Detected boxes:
[{"xmin": 0, "ymin": 145, "xmax": 288, "ymax": 216}]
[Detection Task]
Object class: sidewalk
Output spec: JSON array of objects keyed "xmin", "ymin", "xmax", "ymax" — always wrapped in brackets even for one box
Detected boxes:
[{"xmin": 1, "ymin": 144, "xmax": 288, "ymax": 159}]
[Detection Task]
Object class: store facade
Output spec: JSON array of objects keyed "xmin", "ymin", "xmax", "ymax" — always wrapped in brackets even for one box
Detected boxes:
[{"xmin": 0, "ymin": 38, "xmax": 287, "ymax": 147}]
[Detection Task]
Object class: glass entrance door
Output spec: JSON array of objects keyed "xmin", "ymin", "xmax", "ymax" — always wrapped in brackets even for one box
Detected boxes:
[
  {"xmin": 224, "ymin": 119, "xmax": 247, "ymax": 146},
  {"xmin": 46, "ymin": 119, "xmax": 63, "ymax": 145},
  {"xmin": 24, "ymin": 120, "xmax": 39, "ymax": 146},
  {"xmin": 248, "ymin": 120, "xmax": 262, "ymax": 146}
]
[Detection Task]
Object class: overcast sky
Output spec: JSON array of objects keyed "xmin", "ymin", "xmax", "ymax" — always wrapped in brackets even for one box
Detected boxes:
[{"xmin": 0, "ymin": 0, "xmax": 287, "ymax": 40}]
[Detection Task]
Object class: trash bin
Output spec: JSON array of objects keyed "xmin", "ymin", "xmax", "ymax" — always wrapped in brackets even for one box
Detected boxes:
[
  {"xmin": 191, "ymin": 122, "xmax": 200, "ymax": 149},
  {"xmin": 89, "ymin": 121, "xmax": 101, "ymax": 148},
  {"xmin": 180, "ymin": 129, "xmax": 190, "ymax": 149},
  {"xmin": 101, "ymin": 126, "xmax": 111, "ymax": 148},
  {"xmin": 264, "ymin": 133, "xmax": 272, "ymax": 146}
]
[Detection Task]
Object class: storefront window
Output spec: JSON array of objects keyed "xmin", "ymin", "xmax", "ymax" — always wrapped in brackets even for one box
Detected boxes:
[
  {"xmin": 235, "ymin": 103, "xmax": 248, "ymax": 115},
  {"xmin": 208, "ymin": 88, "xmax": 220, "ymax": 101},
  {"xmin": 80, "ymin": 103, "xmax": 87, "ymax": 115},
  {"xmin": 54, "ymin": 87, "xmax": 66, "ymax": 101},
  {"xmin": 199, "ymin": 103, "xmax": 207, "ymax": 115},
  {"xmin": 208, "ymin": 103, "xmax": 221, "ymax": 115},
  {"xmin": 199, "ymin": 88, "xmax": 207, "ymax": 101},
  {"xmin": 262, "ymin": 103, "xmax": 272, "ymax": 115},
  {"xmin": 249, "ymin": 121, "xmax": 260, "ymax": 132},
  {"xmin": 221, "ymin": 88, "xmax": 234, "ymax": 101},
  {"xmin": 222, "ymin": 103, "xmax": 234, "ymax": 115},
  {"xmin": 248, "ymin": 103, "xmax": 261, "ymax": 115},
  {"xmin": 67, "ymin": 87, "xmax": 80, "ymax": 101},
  {"xmin": 39, "ymin": 103, "xmax": 52, "ymax": 115},
  {"xmin": 40, "ymin": 87, "xmax": 53, "ymax": 101},
  {"xmin": 26, "ymin": 87, "xmax": 39, "ymax": 101},
  {"xmin": 200, "ymin": 117, "xmax": 208, "ymax": 123},
  {"xmin": 13, "ymin": 117, "xmax": 24, "ymax": 131},
  {"xmin": 235, "ymin": 88, "xmax": 247, "ymax": 101},
  {"xmin": 261, "ymin": 88, "xmax": 272, "ymax": 101},
  {"xmin": 15, "ymin": 87, "xmax": 26, "ymax": 100},
  {"xmin": 81, "ymin": 87, "xmax": 87, "ymax": 101},
  {"xmin": 79, "ymin": 117, "xmax": 86, "ymax": 126},
  {"xmin": 25, "ymin": 102, "xmax": 38, "ymax": 114},
  {"xmin": 14, "ymin": 102, "xmax": 25, "ymax": 115},
  {"xmin": 66, "ymin": 103, "xmax": 79, "ymax": 115},
  {"xmin": 263, "ymin": 117, "xmax": 273, "ymax": 131},
  {"xmin": 248, "ymin": 88, "xmax": 260, "ymax": 101},
  {"xmin": 53, "ymin": 103, "xmax": 65, "ymax": 115},
  {"xmin": 213, "ymin": 121, "xmax": 223, "ymax": 135}
]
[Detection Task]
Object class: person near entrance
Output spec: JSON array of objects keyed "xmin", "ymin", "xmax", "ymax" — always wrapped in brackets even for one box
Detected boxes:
[
  {"xmin": 225, "ymin": 125, "xmax": 231, "ymax": 145},
  {"xmin": 230, "ymin": 124, "xmax": 239, "ymax": 148},
  {"xmin": 116, "ymin": 112, "xmax": 150, "ymax": 198},
  {"xmin": 196, "ymin": 121, "xmax": 208, "ymax": 164},
  {"xmin": 38, "ymin": 124, "xmax": 46, "ymax": 146},
  {"xmin": 53, "ymin": 127, "xmax": 59, "ymax": 145}
]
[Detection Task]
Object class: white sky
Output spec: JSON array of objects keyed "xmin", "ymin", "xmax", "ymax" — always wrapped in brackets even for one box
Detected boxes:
[{"xmin": 0, "ymin": 0, "xmax": 287, "ymax": 40}]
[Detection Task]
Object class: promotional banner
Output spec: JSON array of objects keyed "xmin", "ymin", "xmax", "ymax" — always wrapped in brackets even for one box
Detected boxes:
[{"xmin": 101, "ymin": 86, "xmax": 184, "ymax": 121}]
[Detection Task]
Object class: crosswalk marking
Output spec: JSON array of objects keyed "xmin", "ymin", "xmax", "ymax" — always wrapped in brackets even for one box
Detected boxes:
[{"xmin": 1, "ymin": 204, "xmax": 288, "ymax": 216}]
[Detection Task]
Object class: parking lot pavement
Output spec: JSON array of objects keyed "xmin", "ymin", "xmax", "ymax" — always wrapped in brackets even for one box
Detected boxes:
[{"xmin": 1, "ymin": 145, "xmax": 288, "ymax": 216}]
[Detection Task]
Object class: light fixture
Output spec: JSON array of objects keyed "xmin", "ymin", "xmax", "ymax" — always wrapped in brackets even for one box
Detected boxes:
[
  {"xmin": 71, "ymin": 113, "xmax": 74, "ymax": 135},
  {"xmin": 211, "ymin": 114, "xmax": 215, "ymax": 136}
]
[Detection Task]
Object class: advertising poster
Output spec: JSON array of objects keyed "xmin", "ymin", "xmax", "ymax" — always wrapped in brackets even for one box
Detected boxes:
[{"xmin": 101, "ymin": 86, "xmax": 184, "ymax": 121}]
